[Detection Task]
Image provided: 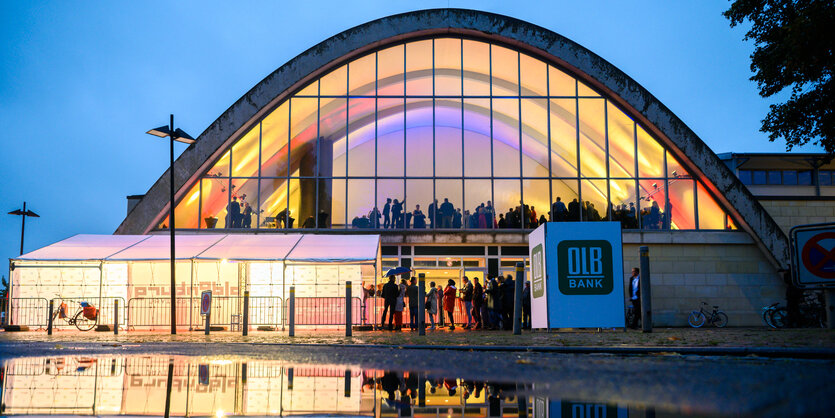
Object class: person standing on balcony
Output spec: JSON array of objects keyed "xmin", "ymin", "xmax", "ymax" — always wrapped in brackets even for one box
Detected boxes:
[
  {"xmin": 440, "ymin": 198, "xmax": 455, "ymax": 228},
  {"xmin": 392, "ymin": 199, "xmax": 404, "ymax": 229},
  {"xmin": 428, "ymin": 199, "xmax": 438, "ymax": 229},
  {"xmin": 383, "ymin": 198, "xmax": 392, "ymax": 229}
]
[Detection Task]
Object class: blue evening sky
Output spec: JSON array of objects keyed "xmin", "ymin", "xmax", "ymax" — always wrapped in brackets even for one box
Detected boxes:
[{"xmin": 0, "ymin": 1, "xmax": 820, "ymax": 273}]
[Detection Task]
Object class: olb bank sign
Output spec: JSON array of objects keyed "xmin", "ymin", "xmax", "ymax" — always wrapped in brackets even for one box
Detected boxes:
[{"xmin": 529, "ymin": 223, "xmax": 625, "ymax": 329}]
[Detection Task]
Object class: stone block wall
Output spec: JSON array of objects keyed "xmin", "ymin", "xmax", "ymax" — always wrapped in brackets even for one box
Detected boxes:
[
  {"xmin": 759, "ymin": 199, "xmax": 835, "ymax": 235},
  {"xmin": 622, "ymin": 242, "xmax": 785, "ymax": 326}
]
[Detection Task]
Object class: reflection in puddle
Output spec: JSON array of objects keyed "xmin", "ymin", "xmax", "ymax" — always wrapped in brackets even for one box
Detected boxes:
[{"xmin": 0, "ymin": 355, "xmax": 648, "ymax": 417}]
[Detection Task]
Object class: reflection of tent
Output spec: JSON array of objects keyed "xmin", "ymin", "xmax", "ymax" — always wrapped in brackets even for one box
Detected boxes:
[{"xmin": 9, "ymin": 234, "xmax": 381, "ymax": 329}]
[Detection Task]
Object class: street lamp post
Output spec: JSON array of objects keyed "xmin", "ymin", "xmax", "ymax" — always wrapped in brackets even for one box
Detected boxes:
[
  {"xmin": 147, "ymin": 114, "xmax": 195, "ymax": 335},
  {"xmin": 8, "ymin": 202, "xmax": 40, "ymax": 255}
]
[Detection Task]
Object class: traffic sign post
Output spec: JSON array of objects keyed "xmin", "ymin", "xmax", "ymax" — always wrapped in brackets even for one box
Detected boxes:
[
  {"xmin": 790, "ymin": 223, "xmax": 835, "ymax": 329},
  {"xmin": 201, "ymin": 290, "xmax": 212, "ymax": 335}
]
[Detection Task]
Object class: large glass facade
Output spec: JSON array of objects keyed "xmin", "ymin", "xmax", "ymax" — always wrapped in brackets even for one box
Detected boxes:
[{"xmin": 162, "ymin": 37, "xmax": 732, "ymax": 231}]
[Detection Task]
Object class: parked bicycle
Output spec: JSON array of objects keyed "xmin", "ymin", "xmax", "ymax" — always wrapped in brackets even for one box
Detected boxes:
[
  {"xmin": 687, "ymin": 302, "xmax": 728, "ymax": 328},
  {"xmin": 50, "ymin": 300, "xmax": 98, "ymax": 331},
  {"xmin": 761, "ymin": 302, "xmax": 787, "ymax": 329}
]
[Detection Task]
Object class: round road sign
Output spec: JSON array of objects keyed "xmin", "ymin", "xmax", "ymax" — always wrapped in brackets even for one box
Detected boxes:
[
  {"xmin": 201, "ymin": 291, "xmax": 212, "ymax": 315},
  {"xmin": 801, "ymin": 232, "xmax": 835, "ymax": 279}
]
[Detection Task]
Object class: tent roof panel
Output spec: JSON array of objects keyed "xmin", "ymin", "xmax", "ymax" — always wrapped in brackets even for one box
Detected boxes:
[
  {"xmin": 106, "ymin": 234, "xmax": 227, "ymax": 260},
  {"xmin": 12, "ymin": 233, "xmax": 380, "ymax": 264},
  {"xmin": 287, "ymin": 234, "xmax": 380, "ymax": 264},
  {"xmin": 15, "ymin": 234, "xmax": 149, "ymax": 261},
  {"xmin": 195, "ymin": 234, "xmax": 302, "ymax": 261}
]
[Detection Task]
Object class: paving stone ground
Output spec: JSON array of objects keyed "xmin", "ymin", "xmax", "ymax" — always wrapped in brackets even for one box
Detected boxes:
[{"xmin": 2, "ymin": 326, "xmax": 833, "ymax": 348}]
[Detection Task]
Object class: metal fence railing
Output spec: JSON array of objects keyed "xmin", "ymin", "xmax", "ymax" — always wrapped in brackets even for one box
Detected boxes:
[
  {"xmin": 8, "ymin": 298, "xmax": 49, "ymax": 328},
  {"xmin": 249, "ymin": 296, "xmax": 282, "ymax": 328},
  {"xmin": 126, "ymin": 296, "xmax": 283, "ymax": 330},
  {"xmin": 286, "ymin": 297, "xmax": 362, "ymax": 326}
]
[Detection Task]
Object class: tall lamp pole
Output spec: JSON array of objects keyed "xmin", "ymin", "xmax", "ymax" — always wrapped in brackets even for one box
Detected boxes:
[
  {"xmin": 8, "ymin": 202, "xmax": 40, "ymax": 255},
  {"xmin": 147, "ymin": 114, "xmax": 195, "ymax": 335}
]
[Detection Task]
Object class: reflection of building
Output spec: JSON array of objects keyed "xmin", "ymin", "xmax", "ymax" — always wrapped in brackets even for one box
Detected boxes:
[
  {"xmin": 15, "ymin": 10, "xmax": 832, "ymax": 326},
  {"xmin": 0, "ymin": 356, "xmax": 545, "ymax": 417},
  {"xmin": 1, "ymin": 357, "xmax": 370, "ymax": 416}
]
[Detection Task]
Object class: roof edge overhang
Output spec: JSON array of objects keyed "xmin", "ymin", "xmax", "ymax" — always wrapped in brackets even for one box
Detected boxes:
[{"xmin": 116, "ymin": 8, "xmax": 790, "ymax": 270}]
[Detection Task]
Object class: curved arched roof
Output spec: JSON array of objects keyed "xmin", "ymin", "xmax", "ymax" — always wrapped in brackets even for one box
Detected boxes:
[{"xmin": 116, "ymin": 8, "xmax": 789, "ymax": 268}]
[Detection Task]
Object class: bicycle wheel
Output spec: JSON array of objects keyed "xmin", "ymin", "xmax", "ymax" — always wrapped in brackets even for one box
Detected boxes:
[
  {"xmin": 762, "ymin": 309, "xmax": 775, "ymax": 328},
  {"xmin": 73, "ymin": 311, "xmax": 97, "ymax": 331},
  {"xmin": 687, "ymin": 311, "xmax": 706, "ymax": 328},
  {"xmin": 713, "ymin": 311, "xmax": 728, "ymax": 328},
  {"xmin": 770, "ymin": 308, "xmax": 788, "ymax": 328}
]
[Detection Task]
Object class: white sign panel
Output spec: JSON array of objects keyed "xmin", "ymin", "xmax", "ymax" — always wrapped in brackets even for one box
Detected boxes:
[
  {"xmin": 529, "ymin": 225, "xmax": 549, "ymax": 329},
  {"xmin": 528, "ymin": 222, "xmax": 625, "ymax": 329},
  {"xmin": 791, "ymin": 223, "xmax": 835, "ymax": 286}
]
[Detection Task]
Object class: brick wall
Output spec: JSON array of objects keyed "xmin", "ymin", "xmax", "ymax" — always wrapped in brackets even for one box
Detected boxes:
[
  {"xmin": 622, "ymin": 242, "xmax": 784, "ymax": 326},
  {"xmin": 759, "ymin": 199, "xmax": 835, "ymax": 235}
]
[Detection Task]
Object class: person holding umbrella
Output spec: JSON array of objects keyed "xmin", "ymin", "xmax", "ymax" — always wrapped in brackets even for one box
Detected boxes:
[
  {"xmin": 381, "ymin": 267, "xmax": 411, "ymax": 331},
  {"xmin": 381, "ymin": 275, "xmax": 399, "ymax": 330}
]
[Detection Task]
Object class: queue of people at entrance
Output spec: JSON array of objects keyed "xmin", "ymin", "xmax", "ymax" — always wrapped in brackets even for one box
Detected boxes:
[{"xmin": 377, "ymin": 274, "xmax": 532, "ymax": 331}]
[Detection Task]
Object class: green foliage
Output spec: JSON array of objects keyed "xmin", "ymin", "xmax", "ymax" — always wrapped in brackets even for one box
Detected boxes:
[
  {"xmin": 1, "ymin": 275, "xmax": 7, "ymax": 299},
  {"xmin": 724, "ymin": 0, "xmax": 835, "ymax": 153}
]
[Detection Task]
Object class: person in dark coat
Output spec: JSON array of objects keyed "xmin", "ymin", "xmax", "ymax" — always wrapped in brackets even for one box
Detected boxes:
[
  {"xmin": 241, "ymin": 202, "xmax": 253, "ymax": 228},
  {"xmin": 460, "ymin": 276, "xmax": 474, "ymax": 329},
  {"xmin": 486, "ymin": 276, "xmax": 502, "ymax": 330},
  {"xmin": 472, "ymin": 277, "xmax": 484, "ymax": 329},
  {"xmin": 501, "ymin": 274, "xmax": 515, "ymax": 330},
  {"xmin": 318, "ymin": 210, "xmax": 329, "ymax": 228},
  {"xmin": 392, "ymin": 199, "xmax": 403, "ymax": 229},
  {"xmin": 522, "ymin": 280, "xmax": 532, "ymax": 329},
  {"xmin": 383, "ymin": 198, "xmax": 392, "ymax": 229},
  {"xmin": 369, "ymin": 207, "xmax": 382, "ymax": 229},
  {"xmin": 227, "ymin": 196, "xmax": 241, "ymax": 228},
  {"xmin": 428, "ymin": 199, "xmax": 438, "ymax": 229},
  {"xmin": 412, "ymin": 205, "xmax": 426, "ymax": 228},
  {"xmin": 440, "ymin": 198, "xmax": 454, "ymax": 228},
  {"xmin": 407, "ymin": 277, "xmax": 419, "ymax": 331},
  {"xmin": 381, "ymin": 275, "xmax": 399, "ymax": 330},
  {"xmin": 552, "ymin": 197, "xmax": 567, "ymax": 221},
  {"xmin": 567, "ymin": 198, "xmax": 580, "ymax": 221}
]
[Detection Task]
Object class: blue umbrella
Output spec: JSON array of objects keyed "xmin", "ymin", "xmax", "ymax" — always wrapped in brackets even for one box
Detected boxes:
[{"xmin": 384, "ymin": 266, "xmax": 411, "ymax": 277}]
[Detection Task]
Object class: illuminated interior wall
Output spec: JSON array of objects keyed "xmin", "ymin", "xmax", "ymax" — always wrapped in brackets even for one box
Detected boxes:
[{"xmin": 165, "ymin": 37, "xmax": 732, "ymax": 231}]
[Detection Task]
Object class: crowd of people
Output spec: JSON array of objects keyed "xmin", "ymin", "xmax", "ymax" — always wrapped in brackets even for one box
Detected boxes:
[
  {"xmin": 350, "ymin": 196, "xmax": 670, "ymax": 230},
  {"xmin": 220, "ymin": 194, "xmax": 670, "ymax": 230},
  {"xmin": 376, "ymin": 274, "xmax": 532, "ymax": 331}
]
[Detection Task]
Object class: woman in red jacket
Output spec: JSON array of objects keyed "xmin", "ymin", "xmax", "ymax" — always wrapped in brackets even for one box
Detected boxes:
[{"xmin": 443, "ymin": 279, "xmax": 457, "ymax": 330}]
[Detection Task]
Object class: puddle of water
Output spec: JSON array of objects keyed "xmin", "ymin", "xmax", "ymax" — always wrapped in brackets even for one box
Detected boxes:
[{"xmin": 0, "ymin": 353, "xmax": 830, "ymax": 417}]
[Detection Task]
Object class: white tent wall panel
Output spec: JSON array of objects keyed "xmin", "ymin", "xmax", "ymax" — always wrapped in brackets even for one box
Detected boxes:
[
  {"xmin": 101, "ymin": 263, "xmax": 128, "ymax": 305},
  {"xmin": 248, "ymin": 262, "xmax": 284, "ymax": 298},
  {"xmin": 12, "ymin": 265, "xmax": 101, "ymax": 300}
]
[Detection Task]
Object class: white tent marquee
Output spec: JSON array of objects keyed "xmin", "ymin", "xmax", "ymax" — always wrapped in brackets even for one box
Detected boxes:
[{"xmin": 8, "ymin": 234, "xmax": 381, "ymax": 329}]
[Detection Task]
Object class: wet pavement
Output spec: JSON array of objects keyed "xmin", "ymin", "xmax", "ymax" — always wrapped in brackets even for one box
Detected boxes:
[
  {"xmin": 0, "ymin": 340, "xmax": 833, "ymax": 417},
  {"xmin": 2, "ymin": 327, "xmax": 834, "ymax": 349}
]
